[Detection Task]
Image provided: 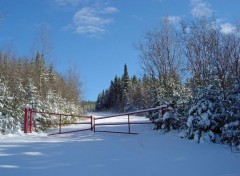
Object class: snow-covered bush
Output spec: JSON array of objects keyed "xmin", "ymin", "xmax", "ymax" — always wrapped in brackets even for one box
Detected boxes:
[
  {"xmin": 0, "ymin": 115, "xmax": 21, "ymax": 134},
  {"xmin": 221, "ymin": 122, "xmax": 240, "ymax": 148},
  {"xmin": 30, "ymin": 89, "xmax": 82, "ymax": 132},
  {"xmin": 155, "ymin": 106, "xmax": 180, "ymax": 132},
  {"xmin": 186, "ymin": 78, "xmax": 226, "ymax": 143},
  {"xmin": 148, "ymin": 78, "xmax": 191, "ymax": 132},
  {"xmin": 0, "ymin": 76, "xmax": 83, "ymax": 134},
  {"xmin": 0, "ymin": 79, "xmax": 19, "ymax": 134},
  {"xmin": 221, "ymin": 79, "xmax": 240, "ymax": 148}
]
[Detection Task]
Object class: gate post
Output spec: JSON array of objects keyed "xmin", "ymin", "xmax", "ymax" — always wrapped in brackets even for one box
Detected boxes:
[
  {"xmin": 128, "ymin": 115, "xmax": 131, "ymax": 134},
  {"xmin": 29, "ymin": 109, "xmax": 33, "ymax": 133},
  {"xmin": 90, "ymin": 115, "xmax": 93, "ymax": 131},
  {"xmin": 24, "ymin": 108, "xmax": 28, "ymax": 133},
  {"xmin": 93, "ymin": 117, "xmax": 96, "ymax": 133},
  {"xmin": 59, "ymin": 114, "xmax": 62, "ymax": 134}
]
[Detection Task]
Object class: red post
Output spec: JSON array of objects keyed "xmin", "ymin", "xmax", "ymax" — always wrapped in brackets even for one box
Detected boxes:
[
  {"xmin": 24, "ymin": 108, "xmax": 28, "ymax": 133},
  {"xmin": 161, "ymin": 108, "xmax": 166, "ymax": 117},
  {"xmin": 128, "ymin": 115, "xmax": 131, "ymax": 134},
  {"xmin": 59, "ymin": 114, "xmax": 62, "ymax": 134},
  {"xmin": 29, "ymin": 109, "xmax": 33, "ymax": 133},
  {"xmin": 93, "ymin": 117, "xmax": 96, "ymax": 133},
  {"xmin": 90, "ymin": 115, "xmax": 93, "ymax": 131}
]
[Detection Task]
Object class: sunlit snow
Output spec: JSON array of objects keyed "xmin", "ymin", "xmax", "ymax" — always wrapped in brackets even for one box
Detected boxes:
[{"xmin": 0, "ymin": 113, "xmax": 240, "ymax": 176}]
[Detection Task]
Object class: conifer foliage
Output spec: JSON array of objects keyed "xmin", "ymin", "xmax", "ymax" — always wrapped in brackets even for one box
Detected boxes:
[
  {"xmin": 96, "ymin": 64, "xmax": 132, "ymax": 112},
  {"xmin": 221, "ymin": 78, "xmax": 240, "ymax": 147},
  {"xmin": 186, "ymin": 78, "xmax": 225, "ymax": 143}
]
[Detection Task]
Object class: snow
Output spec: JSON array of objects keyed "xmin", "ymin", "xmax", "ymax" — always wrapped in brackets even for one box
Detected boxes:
[
  {"xmin": 163, "ymin": 111, "xmax": 171, "ymax": 120},
  {"xmin": 1, "ymin": 113, "xmax": 240, "ymax": 176},
  {"xmin": 187, "ymin": 116, "xmax": 193, "ymax": 127}
]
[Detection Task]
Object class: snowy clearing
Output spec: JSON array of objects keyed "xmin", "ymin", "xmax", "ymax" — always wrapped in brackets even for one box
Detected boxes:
[{"xmin": 1, "ymin": 113, "xmax": 240, "ymax": 176}]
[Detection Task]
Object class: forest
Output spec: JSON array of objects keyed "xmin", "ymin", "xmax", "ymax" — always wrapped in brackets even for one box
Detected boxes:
[{"xmin": 96, "ymin": 17, "xmax": 240, "ymax": 148}]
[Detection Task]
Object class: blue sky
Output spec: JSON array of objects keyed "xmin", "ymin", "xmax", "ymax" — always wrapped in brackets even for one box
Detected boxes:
[{"xmin": 0, "ymin": 0, "xmax": 239, "ymax": 101}]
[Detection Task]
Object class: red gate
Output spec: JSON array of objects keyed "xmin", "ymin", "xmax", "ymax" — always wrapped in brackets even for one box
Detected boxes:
[
  {"xmin": 24, "ymin": 108, "xmax": 93, "ymax": 136},
  {"xmin": 93, "ymin": 106, "xmax": 168, "ymax": 135},
  {"xmin": 24, "ymin": 106, "xmax": 168, "ymax": 136}
]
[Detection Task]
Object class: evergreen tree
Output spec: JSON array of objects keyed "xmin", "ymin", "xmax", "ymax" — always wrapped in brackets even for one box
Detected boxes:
[
  {"xmin": 108, "ymin": 80, "xmax": 115, "ymax": 109},
  {"xmin": 113, "ymin": 75, "xmax": 122, "ymax": 111},
  {"xmin": 48, "ymin": 64, "xmax": 55, "ymax": 89},
  {"xmin": 125, "ymin": 75, "xmax": 143, "ymax": 112},
  {"xmin": 96, "ymin": 64, "xmax": 132, "ymax": 112},
  {"xmin": 122, "ymin": 64, "xmax": 129, "ymax": 92},
  {"xmin": 0, "ymin": 78, "xmax": 20, "ymax": 134},
  {"xmin": 12, "ymin": 78, "xmax": 27, "ymax": 121},
  {"xmin": 221, "ymin": 78, "xmax": 240, "ymax": 147},
  {"xmin": 0, "ymin": 78, "xmax": 11, "ymax": 116},
  {"xmin": 95, "ymin": 93, "xmax": 102, "ymax": 111},
  {"xmin": 186, "ymin": 77, "xmax": 225, "ymax": 143},
  {"xmin": 25, "ymin": 78, "xmax": 39, "ymax": 109},
  {"xmin": 0, "ymin": 48, "xmax": 83, "ymax": 134}
]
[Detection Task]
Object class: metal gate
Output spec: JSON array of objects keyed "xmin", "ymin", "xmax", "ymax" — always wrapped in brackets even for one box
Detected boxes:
[
  {"xmin": 24, "ymin": 108, "xmax": 93, "ymax": 136},
  {"xmin": 24, "ymin": 106, "xmax": 167, "ymax": 136},
  {"xmin": 93, "ymin": 106, "xmax": 167, "ymax": 134}
]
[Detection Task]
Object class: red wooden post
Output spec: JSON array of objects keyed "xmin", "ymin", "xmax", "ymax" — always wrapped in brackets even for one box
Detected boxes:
[
  {"xmin": 24, "ymin": 108, "xmax": 28, "ymax": 133},
  {"xmin": 29, "ymin": 109, "xmax": 33, "ymax": 133},
  {"xmin": 128, "ymin": 115, "xmax": 131, "ymax": 134},
  {"xmin": 59, "ymin": 114, "xmax": 62, "ymax": 134}
]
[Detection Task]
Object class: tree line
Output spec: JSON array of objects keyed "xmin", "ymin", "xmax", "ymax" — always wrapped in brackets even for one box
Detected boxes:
[
  {"xmin": 0, "ymin": 19, "xmax": 84, "ymax": 134},
  {"xmin": 0, "ymin": 49, "xmax": 83, "ymax": 134},
  {"xmin": 96, "ymin": 16, "xmax": 240, "ymax": 148}
]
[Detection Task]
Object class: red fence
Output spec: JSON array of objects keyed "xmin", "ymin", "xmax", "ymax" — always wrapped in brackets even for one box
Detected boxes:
[
  {"xmin": 24, "ymin": 105, "xmax": 168, "ymax": 136},
  {"xmin": 24, "ymin": 108, "xmax": 93, "ymax": 136}
]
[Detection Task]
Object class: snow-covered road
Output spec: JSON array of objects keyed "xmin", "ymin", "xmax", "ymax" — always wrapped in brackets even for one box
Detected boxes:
[{"xmin": 1, "ymin": 113, "xmax": 240, "ymax": 176}]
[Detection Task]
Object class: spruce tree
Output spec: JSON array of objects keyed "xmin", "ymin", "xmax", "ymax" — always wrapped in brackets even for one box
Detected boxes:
[
  {"xmin": 221, "ymin": 78, "xmax": 240, "ymax": 147},
  {"xmin": 122, "ymin": 64, "xmax": 129, "ymax": 92},
  {"xmin": 187, "ymin": 77, "xmax": 225, "ymax": 143},
  {"xmin": 12, "ymin": 78, "xmax": 27, "ymax": 121},
  {"xmin": 0, "ymin": 78, "xmax": 20, "ymax": 134}
]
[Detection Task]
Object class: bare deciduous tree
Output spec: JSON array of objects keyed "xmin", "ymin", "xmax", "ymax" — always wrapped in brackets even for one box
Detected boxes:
[
  {"xmin": 182, "ymin": 17, "xmax": 240, "ymax": 90},
  {"xmin": 139, "ymin": 17, "xmax": 182, "ymax": 81}
]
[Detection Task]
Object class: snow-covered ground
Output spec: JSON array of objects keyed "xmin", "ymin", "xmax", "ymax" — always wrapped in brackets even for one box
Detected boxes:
[{"xmin": 1, "ymin": 113, "xmax": 240, "ymax": 176}]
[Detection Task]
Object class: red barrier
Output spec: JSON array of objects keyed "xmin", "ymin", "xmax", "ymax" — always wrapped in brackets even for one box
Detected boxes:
[
  {"xmin": 24, "ymin": 106, "xmax": 168, "ymax": 136},
  {"xmin": 24, "ymin": 108, "xmax": 93, "ymax": 136},
  {"xmin": 24, "ymin": 108, "xmax": 28, "ymax": 133},
  {"xmin": 94, "ymin": 106, "xmax": 168, "ymax": 135}
]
